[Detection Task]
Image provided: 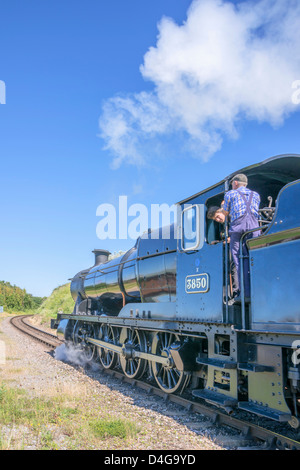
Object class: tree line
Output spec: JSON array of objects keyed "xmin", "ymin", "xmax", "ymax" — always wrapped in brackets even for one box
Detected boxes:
[{"xmin": 0, "ymin": 281, "xmax": 46, "ymax": 312}]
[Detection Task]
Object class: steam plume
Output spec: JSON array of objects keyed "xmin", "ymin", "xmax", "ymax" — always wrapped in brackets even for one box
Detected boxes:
[{"xmin": 99, "ymin": 0, "xmax": 300, "ymax": 167}]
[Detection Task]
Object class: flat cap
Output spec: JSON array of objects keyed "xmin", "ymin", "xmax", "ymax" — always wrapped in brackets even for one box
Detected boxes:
[{"xmin": 230, "ymin": 173, "xmax": 248, "ymax": 184}]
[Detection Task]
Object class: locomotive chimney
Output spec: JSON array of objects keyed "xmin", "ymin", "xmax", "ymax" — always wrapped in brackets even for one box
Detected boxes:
[{"xmin": 92, "ymin": 249, "xmax": 110, "ymax": 266}]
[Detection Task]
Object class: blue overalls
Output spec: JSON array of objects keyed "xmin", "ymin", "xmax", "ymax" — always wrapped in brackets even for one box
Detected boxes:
[{"xmin": 229, "ymin": 191, "xmax": 260, "ymax": 298}]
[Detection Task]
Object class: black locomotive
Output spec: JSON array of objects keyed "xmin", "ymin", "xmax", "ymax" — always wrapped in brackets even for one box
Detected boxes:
[{"xmin": 52, "ymin": 154, "xmax": 300, "ymax": 428}]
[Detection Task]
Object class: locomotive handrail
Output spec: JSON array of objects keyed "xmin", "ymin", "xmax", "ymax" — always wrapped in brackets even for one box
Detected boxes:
[
  {"xmin": 138, "ymin": 249, "xmax": 177, "ymax": 260},
  {"xmin": 224, "ymin": 219, "xmax": 229, "ymax": 323},
  {"xmin": 77, "ymin": 249, "xmax": 177, "ymax": 279},
  {"xmin": 224, "ymin": 179, "xmax": 230, "ymax": 323},
  {"xmin": 239, "ymin": 224, "xmax": 269, "ymax": 329}
]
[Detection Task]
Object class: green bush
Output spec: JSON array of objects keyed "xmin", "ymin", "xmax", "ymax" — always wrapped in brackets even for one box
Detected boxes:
[
  {"xmin": 37, "ymin": 283, "xmax": 74, "ymax": 323},
  {"xmin": 0, "ymin": 281, "xmax": 45, "ymax": 313},
  {"xmin": 90, "ymin": 418, "xmax": 140, "ymax": 440}
]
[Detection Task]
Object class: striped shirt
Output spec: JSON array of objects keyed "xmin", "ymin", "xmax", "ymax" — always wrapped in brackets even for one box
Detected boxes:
[{"xmin": 223, "ymin": 187, "xmax": 260, "ymax": 222}]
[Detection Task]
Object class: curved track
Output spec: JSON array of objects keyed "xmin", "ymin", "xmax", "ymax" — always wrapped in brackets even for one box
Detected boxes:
[
  {"xmin": 10, "ymin": 315, "xmax": 300, "ymax": 450},
  {"xmin": 10, "ymin": 314, "xmax": 63, "ymax": 350}
]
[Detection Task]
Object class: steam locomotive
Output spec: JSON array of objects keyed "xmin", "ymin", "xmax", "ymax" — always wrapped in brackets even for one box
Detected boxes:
[{"xmin": 52, "ymin": 154, "xmax": 300, "ymax": 428}]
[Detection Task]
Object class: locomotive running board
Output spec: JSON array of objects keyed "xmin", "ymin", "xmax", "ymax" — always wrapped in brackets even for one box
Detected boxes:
[
  {"xmin": 196, "ymin": 356, "xmax": 237, "ymax": 369},
  {"xmin": 54, "ymin": 312, "xmax": 220, "ymax": 336},
  {"xmin": 238, "ymin": 402, "xmax": 291, "ymax": 423},
  {"xmin": 192, "ymin": 389, "xmax": 237, "ymax": 411}
]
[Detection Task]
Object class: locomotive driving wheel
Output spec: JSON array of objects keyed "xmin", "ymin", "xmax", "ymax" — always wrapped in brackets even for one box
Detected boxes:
[
  {"xmin": 151, "ymin": 332, "xmax": 187, "ymax": 394},
  {"xmin": 97, "ymin": 324, "xmax": 118, "ymax": 370},
  {"xmin": 119, "ymin": 327, "xmax": 147, "ymax": 379},
  {"xmin": 72, "ymin": 321, "xmax": 96, "ymax": 362}
]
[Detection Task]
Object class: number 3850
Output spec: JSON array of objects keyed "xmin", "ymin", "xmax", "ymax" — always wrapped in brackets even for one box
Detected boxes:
[{"xmin": 185, "ymin": 274, "xmax": 209, "ymax": 293}]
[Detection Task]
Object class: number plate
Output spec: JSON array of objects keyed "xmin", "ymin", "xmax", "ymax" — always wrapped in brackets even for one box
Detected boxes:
[{"xmin": 185, "ymin": 273, "xmax": 209, "ymax": 294}]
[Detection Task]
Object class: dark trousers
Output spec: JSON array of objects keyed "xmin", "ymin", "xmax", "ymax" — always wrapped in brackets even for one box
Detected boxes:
[
  {"xmin": 229, "ymin": 216, "xmax": 260, "ymax": 298},
  {"xmin": 230, "ymin": 232, "xmax": 251, "ymax": 297}
]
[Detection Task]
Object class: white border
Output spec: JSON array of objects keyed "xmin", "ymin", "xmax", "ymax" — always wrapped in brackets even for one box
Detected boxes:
[{"xmin": 185, "ymin": 273, "xmax": 210, "ymax": 294}]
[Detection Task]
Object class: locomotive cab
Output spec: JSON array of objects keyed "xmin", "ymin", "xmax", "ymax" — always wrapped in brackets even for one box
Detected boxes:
[
  {"xmin": 177, "ymin": 154, "xmax": 300, "ymax": 328},
  {"xmin": 176, "ymin": 154, "xmax": 300, "ymax": 423}
]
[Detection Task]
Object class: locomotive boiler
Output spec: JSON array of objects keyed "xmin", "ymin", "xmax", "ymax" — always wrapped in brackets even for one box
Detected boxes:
[
  {"xmin": 52, "ymin": 154, "xmax": 300, "ymax": 428},
  {"xmin": 70, "ymin": 223, "xmax": 177, "ymax": 317}
]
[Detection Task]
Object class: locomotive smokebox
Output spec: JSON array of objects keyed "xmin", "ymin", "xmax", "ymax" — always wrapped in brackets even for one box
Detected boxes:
[{"xmin": 92, "ymin": 249, "xmax": 110, "ymax": 266}]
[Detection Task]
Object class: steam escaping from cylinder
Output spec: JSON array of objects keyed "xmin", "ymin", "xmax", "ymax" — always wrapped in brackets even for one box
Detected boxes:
[{"xmin": 54, "ymin": 343, "xmax": 100, "ymax": 371}]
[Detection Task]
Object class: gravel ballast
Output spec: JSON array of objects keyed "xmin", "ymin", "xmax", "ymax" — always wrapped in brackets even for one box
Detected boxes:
[{"xmin": 0, "ymin": 315, "xmax": 244, "ymax": 450}]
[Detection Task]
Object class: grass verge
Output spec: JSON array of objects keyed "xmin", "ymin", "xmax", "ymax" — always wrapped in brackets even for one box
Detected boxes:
[{"xmin": 0, "ymin": 381, "xmax": 140, "ymax": 450}]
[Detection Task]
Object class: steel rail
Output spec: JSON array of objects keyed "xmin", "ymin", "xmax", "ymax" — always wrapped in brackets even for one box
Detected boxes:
[{"xmin": 10, "ymin": 314, "xmax": 63, "ymax": 350}]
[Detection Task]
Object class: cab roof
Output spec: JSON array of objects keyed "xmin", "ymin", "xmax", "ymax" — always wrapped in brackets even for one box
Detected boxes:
[{"xmin": 178, "ymin": 154, "xmax": 300, "ymax": 205}]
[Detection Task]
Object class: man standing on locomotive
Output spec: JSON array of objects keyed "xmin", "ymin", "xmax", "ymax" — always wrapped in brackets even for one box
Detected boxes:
[{"xmin": 221, "ymin": 174, "xmax": 261, "ymax": 302}]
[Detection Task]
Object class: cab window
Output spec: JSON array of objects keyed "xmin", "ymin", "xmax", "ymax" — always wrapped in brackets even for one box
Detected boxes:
[
  {"xmin": 205, "ymin": 193, "xmax": 225, "ymax": 245},
  {"xmin": 181, "ymin": 204, "xmax": 204, "ymax": 251}
]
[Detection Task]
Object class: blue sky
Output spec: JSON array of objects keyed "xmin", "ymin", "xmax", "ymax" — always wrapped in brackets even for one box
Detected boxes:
[{"xmin": 0, "ymin": 0, "xmax": 300, "ymax": 298}]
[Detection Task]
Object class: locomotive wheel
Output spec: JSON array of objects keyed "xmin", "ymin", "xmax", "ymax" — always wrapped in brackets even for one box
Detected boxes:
[
  {"xmin": 119, "ymin": 327, "xmax": 147, "ymax": 379},
  {"xmin": 72, "ymin": 321, "xmax": 96, "ymax": 362},
  {"xmin": 97, "ymin": 324, "xmax": 118, "ymax": 369},
  {"xmin": 151, "ymin": 332, "xmax": 187, "ymax": 394}
]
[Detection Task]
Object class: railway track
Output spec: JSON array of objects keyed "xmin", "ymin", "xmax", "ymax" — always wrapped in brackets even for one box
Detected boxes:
[
  {"xmin": 10, "ymin": 314, "xmax": 63, "ymax": 350},
  {"xmin": 10, "ymin": 314, "xmax": 300, "ymax": 450}
]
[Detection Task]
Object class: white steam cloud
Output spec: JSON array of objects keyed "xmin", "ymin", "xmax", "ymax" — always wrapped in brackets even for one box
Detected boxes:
[
  {"xmin": 99, "ymin": 0, "xmax": 300, "ymax": 168},
  {"xmin": 54, "ymin": 343, "xmax": 99, "ymax": 370}
]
